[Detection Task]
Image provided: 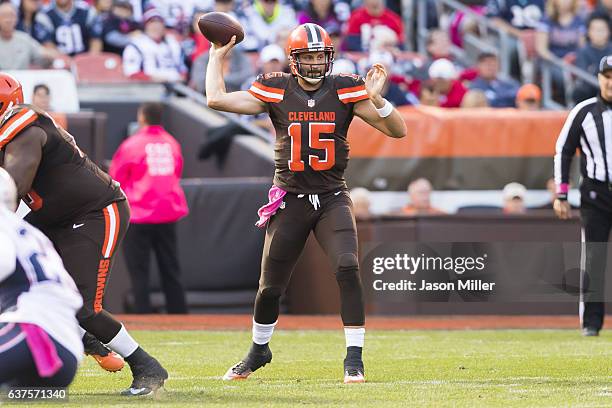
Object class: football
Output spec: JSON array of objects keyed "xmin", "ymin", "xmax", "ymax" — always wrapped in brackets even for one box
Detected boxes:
[{"xmin": 197, "ymin": 12, "xmax": 245, "ymax": 46}]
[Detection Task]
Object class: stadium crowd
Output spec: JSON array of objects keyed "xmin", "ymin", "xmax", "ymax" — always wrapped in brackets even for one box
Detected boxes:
[{"xmin": 0, "ymin": 0, "xmax": 609, "ymax": 108}]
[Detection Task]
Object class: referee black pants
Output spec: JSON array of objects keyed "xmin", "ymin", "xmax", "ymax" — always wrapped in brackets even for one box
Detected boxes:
[
  {"xmin": 123, "ymin": 222, "xmax": 188, "ymax": 314},
  {"xmin": 580, "ymin": 179, "xmax": 612, "ymax": 331}
]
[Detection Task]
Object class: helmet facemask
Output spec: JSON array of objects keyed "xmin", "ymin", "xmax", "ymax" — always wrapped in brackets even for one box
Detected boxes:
[{"xmin": 290, "ymin": 48, "xmax": 334, "ymax": 84}]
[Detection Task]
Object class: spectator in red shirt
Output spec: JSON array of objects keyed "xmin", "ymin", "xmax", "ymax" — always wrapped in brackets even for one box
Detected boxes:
[
  {"xmin": 109, "ymin": 102, "xmax": 189, "ymax": 314},
  {"xmin": 428, "ymin": 58, "xmax": 467, "ymax": 108},
  {"xmin": 343, "ymin": 0, "xmax": 404, "ymax": 51}
]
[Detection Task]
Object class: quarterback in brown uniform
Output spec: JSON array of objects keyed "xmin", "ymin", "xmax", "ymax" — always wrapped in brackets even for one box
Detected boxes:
[
  {"xmin": 0, "ymin": 74, "xmax": 167, "ymax": 396},
  {"xmin": 206, "ymin": 24, "xmax": 406, "ymax": 383}
]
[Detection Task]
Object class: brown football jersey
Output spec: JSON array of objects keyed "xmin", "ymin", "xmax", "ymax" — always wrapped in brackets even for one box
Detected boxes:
[
  {"xmin": 248, "ymin": 73, "xmax": 369, "ymax": 194},
  {"xmin": 0, "ymin": 104, "xmax": 124, "ymax": 228}
]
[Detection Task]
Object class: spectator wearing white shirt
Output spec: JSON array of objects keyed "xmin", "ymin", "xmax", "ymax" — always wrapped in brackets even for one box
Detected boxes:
[
  {"xmin": 0, "ymin": 2, "xmax": 51, "ymax": 69},
  {"xmin": 122, "ymin": 8, "xmax": 187, "ymax": 82},
  {"xmin": 241, "ymin": 0, "xmax": 297, "ymax": 52}
]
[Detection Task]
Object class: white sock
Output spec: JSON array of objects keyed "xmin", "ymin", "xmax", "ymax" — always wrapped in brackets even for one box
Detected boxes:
[
  {"xmin": 252, "ymin": 319, "xmax": 277, "ymax": 345},
  {"xmin": 344, "ymin": 327, "xmax": 365, "ymax": 348},
  {"xmin": 104, "ymin": 325, "xmax": 139, "ymax": 358}
]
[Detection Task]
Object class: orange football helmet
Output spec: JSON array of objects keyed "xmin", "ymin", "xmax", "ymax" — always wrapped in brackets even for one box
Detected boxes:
[
  {"xmin": 286, "ymin": 23, "xmax": 334, "ymax": 83},
  {"xmin": 0, "ymin": 73, "xmax": 23, "ymax": 118}
]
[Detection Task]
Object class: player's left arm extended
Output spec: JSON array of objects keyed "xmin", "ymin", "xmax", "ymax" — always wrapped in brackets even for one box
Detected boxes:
[
  {"xmin": 353, "ymin": 63, "xmax": 407, "ymax": 139},
  {"xmin": 2, "ymin": 127, "xmax": 46, "ymax": 199}
]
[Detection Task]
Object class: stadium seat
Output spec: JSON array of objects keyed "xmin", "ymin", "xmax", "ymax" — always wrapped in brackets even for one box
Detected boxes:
[
  {"xmin": 6, "ymin": 69, "xmax": 80, "ymax": 113},
  {"xmin": 50, "ymin": 54, "xmax": 74, "ymax": 71},
  {"xmin": 72, "ymin": 52, "xmax": 129, "ymax": 84}
]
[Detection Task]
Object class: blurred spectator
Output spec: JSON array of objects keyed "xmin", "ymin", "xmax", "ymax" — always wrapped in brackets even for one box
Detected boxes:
[
  {"xmin": 241, "ymin": 0, "xmax": 297, "ymax": 52},
  {"xmin": 411, "ymin": 29, "xmax": 454, "ymax": 81},
  {"xmin": 31, "ymin": 83, "xmax": 51, "ymax": 111},
  {"xmin": 191, "ymin": 43, "xmax": 253, "ymax": 93},
  {"xmin": 360, "ymin": 51, "xmax": 414, "ymax": 106},
  {"xmin": 515, "ymin": 83, "xmax": 542, "ymax": 110},
  {"xmin": 469, "ymin": 52, "xmax": 520, "ymax": 107},
  {"xmin": 401, "ymin": 178, "xmax": 446, "ymax": 215},
  {"xmin": 343, "ymin": 0, "xmax": 404, "ymax": 51},
  {"xmin": 350, "ymin": 187, "xmax": 371, "ymax": 220},
  {"xmin": 147, "ymin": 0, "xmax": 212, "ymax": 33},
  {"xmin": 426, "ymin": 29, "xmax": 452, "ymax": 61},
  {"xmin": 460, "ymin": 89, "xmax": 490, "ymax": 108},
  {"xmin": 93, "ymin": 0, "xmax": 113, "ymax": 16},
  {"xmin": 449, "ymin": 2, "xmax": 487, "ymax": 47},
  {"xmin": 419, "ymin": 80, "xmax": 440, "ymax": 106},
  {"xmin": 39, "ymin": 0, "xmax": 102, "ymax": 55},
  {"xmin": 502, "ymin": 182, "xmax": 527, "ymax": 214},
  {"xmin": 487, "ymin": 0, "xmax": 545, "ymax": 36},
  {"xmin": 99, "ymin": 0, "xmax": 140, "ymax": 55},
  {"xmin": 297, "ymin": 0, "xmax": 344, "ymax": 37},
  {"xmin": 109, "ymin": 102, "xmax": 189, "ymax": 314},
  {"xmin": 239, "ymin": 43, "xmax": 287, "ymax": 132},
  {"xmin": 573, "ymin": 12, "xmax": 612, "ymax": 102},
  {"xmin": 428, "ymin": 58, "xmax": 467, "ymax": 108},
  {"xmin": 0, "ymin": 2, "xmax": 51, "ymax": 69},
  {"xmin": 487, "ymin": 0, "xmax": 545, "ymax": 79},
  {"xmin": 17, "ymin": 0, "xmax": 53, "ymax": 45},
  {"xmin": 536, "ymin": 0, "xmax": 585, "ymax": 61},
  {"xmin": 122, "ymin": 8, "xmax": 187, "ymax": 82}
]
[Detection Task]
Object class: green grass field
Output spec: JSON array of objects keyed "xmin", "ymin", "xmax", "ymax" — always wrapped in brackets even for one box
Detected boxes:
[{"xmin": 5, "ymin": 330, "xmax": 612, "ymax": 407}]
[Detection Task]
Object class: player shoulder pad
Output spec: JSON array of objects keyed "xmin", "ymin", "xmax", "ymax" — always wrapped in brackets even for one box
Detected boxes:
[
  {"xmin": 248, "ymin": 72, "xmax": 289, "ymax": 103},
  {"xmin": 334, "ymin": 73, "xmax": 369, "ymax": 104},
  {"xmin": 0, "ymin": 105, "xmax": 39, "ymax": 149}
]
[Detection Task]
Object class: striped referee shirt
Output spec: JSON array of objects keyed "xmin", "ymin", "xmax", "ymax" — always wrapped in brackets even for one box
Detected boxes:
[{"xmin": 554, "ymin": 95, "xmax": 612, "ymax": 193}]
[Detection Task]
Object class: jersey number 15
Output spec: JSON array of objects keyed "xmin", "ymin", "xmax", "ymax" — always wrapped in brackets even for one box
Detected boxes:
[{"xmin": 288, "ymin": 122, "xmax": 335, "ymax": 171}]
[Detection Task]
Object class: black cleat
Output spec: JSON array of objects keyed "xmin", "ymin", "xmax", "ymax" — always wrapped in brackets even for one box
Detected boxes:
[
  {"xmin": 344, "ymin": 346, "xmax": 365, "ymax": 383},
  {"xmin": 223, "ymin": 343, "xmax": 272, "ymax": 380},
  {"xmin": 121, "ymin": 356, "xmax": 168, "ymax": 396}
]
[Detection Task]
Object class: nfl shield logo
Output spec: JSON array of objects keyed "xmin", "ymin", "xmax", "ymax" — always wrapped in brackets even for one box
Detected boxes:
[{"xmin": 308, "ymin": 99, "xmax": 315, "ymax": 108}]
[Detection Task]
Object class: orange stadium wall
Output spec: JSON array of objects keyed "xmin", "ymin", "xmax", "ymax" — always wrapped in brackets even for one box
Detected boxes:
[{"xmin": 346, "ymin": 107, "xmax": 570, "ymax": 190}]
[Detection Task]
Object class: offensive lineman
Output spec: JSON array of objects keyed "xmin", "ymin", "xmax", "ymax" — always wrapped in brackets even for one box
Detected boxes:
[
  {"xmin": 205, "ymin": 23, "xmax": 406, "ymax": 383},
  {"xmin": 0, "ymin": 169, "xmax": 82, "ymax": 388},
  {"xmin": 0, "ymin": 74, "xmax": 167, "ymax": 395}
]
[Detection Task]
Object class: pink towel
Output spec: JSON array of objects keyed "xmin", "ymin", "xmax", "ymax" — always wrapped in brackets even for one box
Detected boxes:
[
  {"xmin": 255, "ymin": 186, "xmax": 287, "ymax": 228},
  {"xmin": 20, "ymin": 323, "xmax": 62, "ymax": 378}
]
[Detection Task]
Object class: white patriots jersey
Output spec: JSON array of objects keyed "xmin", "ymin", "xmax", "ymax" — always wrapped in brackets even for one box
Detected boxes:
[{"xmin": 0, "ymin": 207, "xmax": 83, "ymax": 360}]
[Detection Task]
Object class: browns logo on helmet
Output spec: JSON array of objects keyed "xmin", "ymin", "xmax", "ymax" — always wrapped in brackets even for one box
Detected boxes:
[
  {"xmin": 0, "ymin": 73, "xmax": 23, "ymax": 119},
  {"xmin": 286, "ymin": 23, "xmax": 334, "ymax": 84}
]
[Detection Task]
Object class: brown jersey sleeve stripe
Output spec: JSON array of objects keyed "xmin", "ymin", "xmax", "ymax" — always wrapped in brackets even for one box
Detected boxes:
[
  {"xmin": 249, "ymin": 82, "xmax": 284, "ymax": 103},
  {"xmin": 251, "ymin": 81, "xmax": 285, "ymax": 95},
  {"xmin": 337, "ymin": 85, "xmax": 366, "ymax": 95},
  {"xmin": 337, "ymin": 85, "xmax": 368, "ymax": 104},
  {"xmin": 0, "ymin": 109, "xmax": 37, "ymax": 149}
]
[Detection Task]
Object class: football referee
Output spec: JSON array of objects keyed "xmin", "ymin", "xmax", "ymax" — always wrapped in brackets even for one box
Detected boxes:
[{"xmin": 554, "ymin": 55, "xmax": 612, "ymax": 337}]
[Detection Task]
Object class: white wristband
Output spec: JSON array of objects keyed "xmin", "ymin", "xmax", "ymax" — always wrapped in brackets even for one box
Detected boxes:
[{"xmin": 375, "ymin": 99, "xmax": 393, "ymax": 118}]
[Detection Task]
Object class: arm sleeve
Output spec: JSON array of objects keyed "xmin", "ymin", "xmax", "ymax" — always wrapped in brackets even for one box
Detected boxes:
[
  {"xmin": 0, "ymin": 231, "xmax": 17, "ymax": 283},
  {"xmin": 554, "ymin": 104, "xmax": 586, "ymax": 186}
]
